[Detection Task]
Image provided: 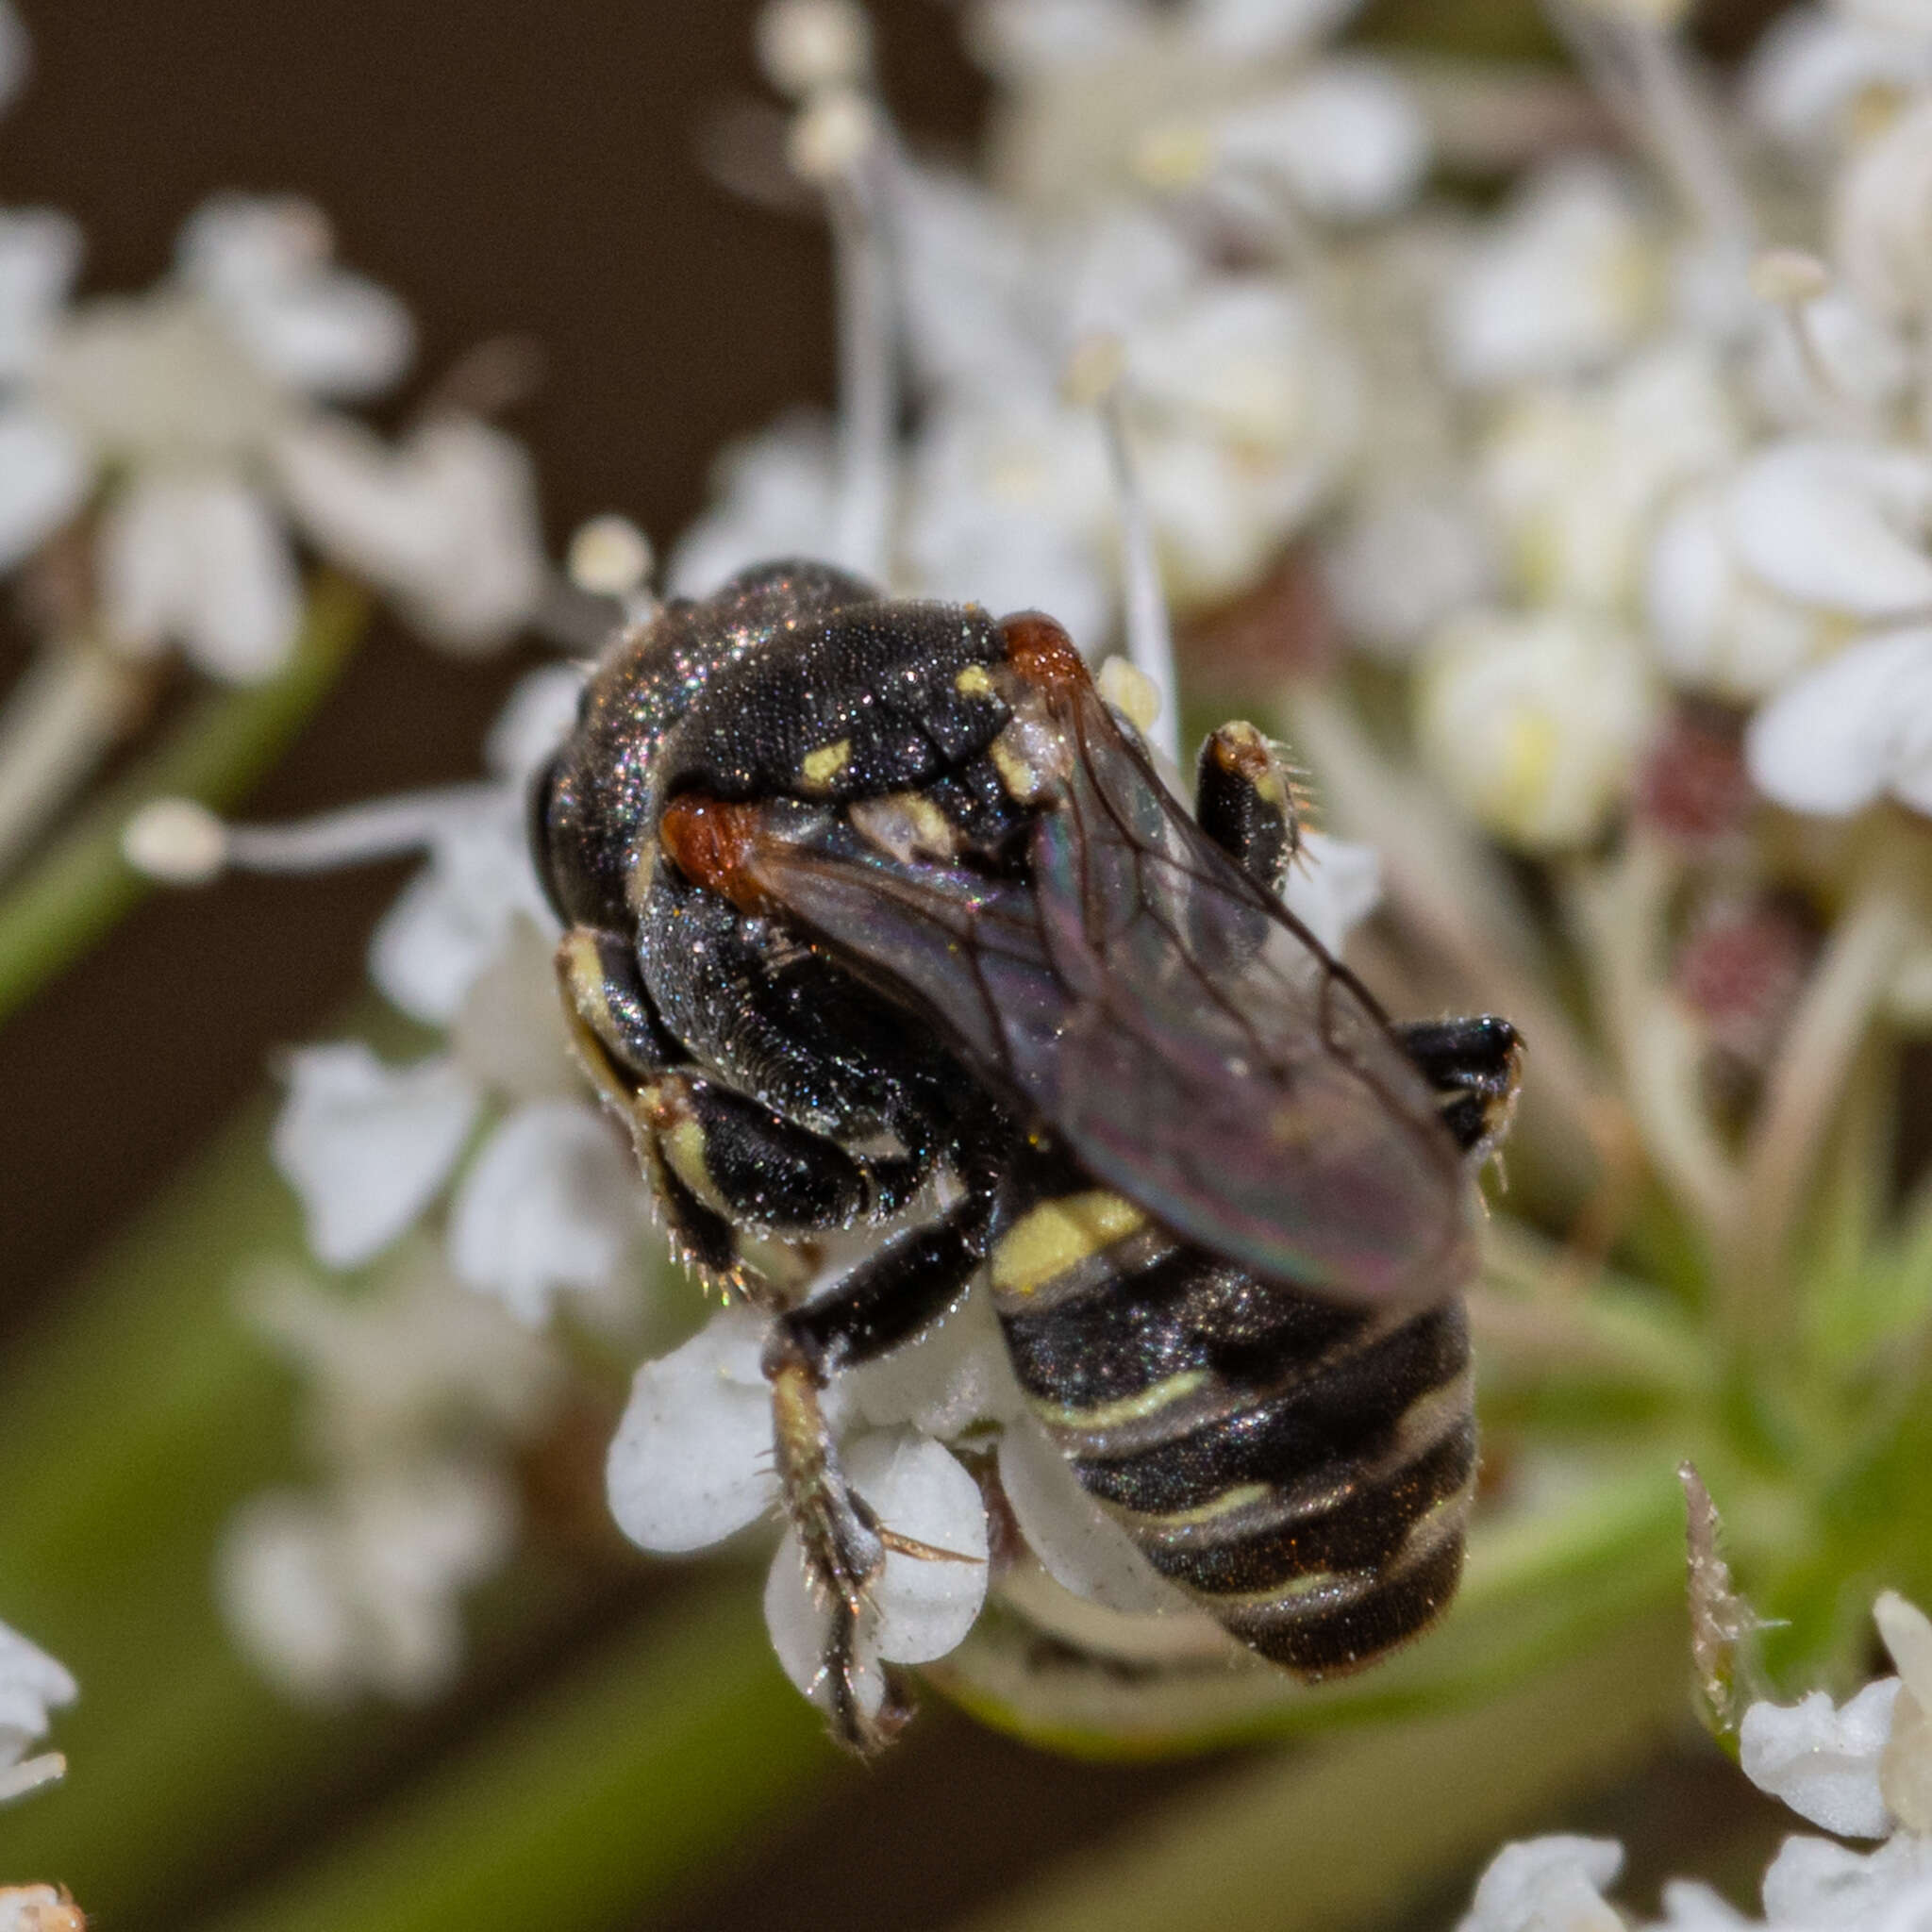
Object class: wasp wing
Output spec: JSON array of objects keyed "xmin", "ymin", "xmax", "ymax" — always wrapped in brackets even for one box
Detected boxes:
[{"xmin": 748, "ymin": 681, "xmax": 1475, "ymax": 1307}]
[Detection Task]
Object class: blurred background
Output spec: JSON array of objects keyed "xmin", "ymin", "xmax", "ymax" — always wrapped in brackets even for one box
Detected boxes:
[{"xmin": 0, "ymin": 1, "xmax": 1888, "ymax": 1928}]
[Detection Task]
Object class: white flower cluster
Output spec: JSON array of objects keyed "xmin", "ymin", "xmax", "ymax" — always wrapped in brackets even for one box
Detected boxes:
[
  {"xmin": 0, "ymin": 193, "xmax": 545, "ymax": 683},
  {"xmin": 218, "ymin": 665, "xmax": 657, "ymax": 1703},
  {"xmin": 1459, "ymin": 1591, "xmax": 1932, "ymax": 1931},
  {"xmin": 0, "ymin": 1618, "xmax": 73, "ymax": 1806}
]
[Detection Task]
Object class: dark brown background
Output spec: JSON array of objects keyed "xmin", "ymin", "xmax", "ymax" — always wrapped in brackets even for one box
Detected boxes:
[{"xmin": 0, "ymin": 3, "xmax": 1794, "ymax": 1925}]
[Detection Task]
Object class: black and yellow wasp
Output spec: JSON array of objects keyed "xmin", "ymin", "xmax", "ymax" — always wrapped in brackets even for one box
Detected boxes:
[{"xmin": 530, "ymin": 558, "xmax": 1521, "ymax": 1751}]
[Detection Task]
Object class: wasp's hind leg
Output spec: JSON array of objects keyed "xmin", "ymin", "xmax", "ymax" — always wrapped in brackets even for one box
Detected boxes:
[
  {"xmin": 1395, "ymin": 1016, "xmax": 1524, "ymax": 1158},
  {"xmin": 762, "ymin": 1158, "xmax": 1008, "ymax": 1753}
]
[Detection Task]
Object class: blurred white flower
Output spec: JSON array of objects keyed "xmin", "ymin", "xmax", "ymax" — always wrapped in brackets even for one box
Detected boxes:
[
  {"xmin": 1483, "ymin": 340, "xmax": 1740, "ymax": 613},
  {"xmin": 1439, "ymin": 160, "xmax": 1665, "ymax": 390},
  {"xmin": 1417, "ymin": 608, "xmax": 1660, "ymax": 850},
  {"xmin": 972, "ymin": 0, "xmax": 1420, "ymax": 227},
  {"xmin": 1746, "ymin": 625, "xmax": 1932, "ymax": 817},
  {"xmin": 1832, "ymin": 94, "xmax": 1932, "ymax": 324},
  {"xmin": 0, "ymin": 1622, "xmax": 75, "ymax": 1806},
  {"xmin": 218, "ymin": 1458, "xmax": 516, "ymax": 1704},
  {"xmin": 0, "ymin": 192, "xmax": 542, "ymax": 681},
  {"xmin": 1321, "ymin": 482, "xmax": 1495, "ymax": 658},
  {"xmin": 1746, "ymin": 1, "xmax": 1932, "ymax": 155},
  {"xmin": 1282, "ymin": 829, "xmax": 1381, "ymax": 953},
  {"xmin": 272, "ymin": 1042, "xmax": 482, "ymax": 1271}
]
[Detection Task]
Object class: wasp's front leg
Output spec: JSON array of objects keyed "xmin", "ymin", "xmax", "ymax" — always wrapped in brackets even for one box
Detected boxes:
[{"xmin": 761, "ymin": 1176, "xmax": 1003, "ymax": 1753}]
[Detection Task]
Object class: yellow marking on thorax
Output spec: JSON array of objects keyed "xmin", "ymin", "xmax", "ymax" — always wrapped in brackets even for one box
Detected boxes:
[
  {"xmin": 991, "ymin": 1191, "xmax": 1147, "ymax": 1298},
  {"xmin": 954, "ymin": 663, "xmax": 994, "ymax": 697},
  {"xmin": 800, "ymin": 738, "xmax": 853, "ymax": 789}
]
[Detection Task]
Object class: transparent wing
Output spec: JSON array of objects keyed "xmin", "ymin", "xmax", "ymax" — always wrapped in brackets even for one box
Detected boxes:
[{"xmin": 747, "ymin": 682, "xmax": 1475, "ymax": 1307}]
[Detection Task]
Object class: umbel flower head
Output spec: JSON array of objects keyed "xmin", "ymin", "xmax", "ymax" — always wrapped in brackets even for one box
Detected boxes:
[{"xmin": 0, "ymin": 192, "xmax": 545, "ymax": 681}]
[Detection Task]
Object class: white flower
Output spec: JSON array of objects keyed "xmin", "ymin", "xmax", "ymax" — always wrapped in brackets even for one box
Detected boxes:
[
  {"xmin": 1321, "ymin": 482, "xmax": 1494, "ymax": 658},
  {"xmin": 763, "ymin": 1430, "xmax": 990, "ymax": 1724},
  {"xmin": 0, "ymin": 192, "xmax": 542, "ymax": 681},
  {"xmin": 0, "ymin": 1622, "xmax": 75, "ymax": 1806},
  {"xmin": 1645, "ymin": 484, "xmax": 1842, "ymax": 702},
  {"xmin": 368, "ymin": 665, "xmax": 575, "ymax": 1025},
  {"xmin": 1455, "ymin": 1834, "xmax": 1625, "ymax": 1932},
  {"xmin": 1745, "ymin": 625, "xmax": 1932, "ymax": 817},
  {"xmin": 217, "ymin": 1458, "xmax": 516, "ymax": 1704},
  {"xmin": 1416, "ymin": 608, "xmax": 1659, "ymax": 850},
  {"xmin": 272, "ymin": 1043, "xmax": 483, "ymax": 1272},
  {"xmin": 1282, "ymin": 829, "xmax": 1381, "ymax": 954},
  {"xmin": 1439, "ymin": 160, "xmax": 1665, "ymax": 390},
  {"xmin": 1833, "ymin": 94, "xmax": 1932, "ymax": 325},
  {"xmin": 1745, "ymin": 4, "xmax": 1932, "ymax": 155},
  {"xmin": 273, "ymin": 412, "xmax": 545, "ymax": 650},
  {"xmin": 1482, "ymin": 341, "xmax": 1740, "ymax": 614},
  {"xmin": 243, "ymin": 1254, "xmax": 563, "ymax": 1461},
  {"xmin": 446, "ymin": 1100, "xmax": 644, "ymax": 1328},
  {"xmin": 1740, "ymin": 1679, "xmax": 1903, "ymax": 1838},
  {"xmin": 974, "ymin": 0, "xmax": 1400, "ymax": 214}
]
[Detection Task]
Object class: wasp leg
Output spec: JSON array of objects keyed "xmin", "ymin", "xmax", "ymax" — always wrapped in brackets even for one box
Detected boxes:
[
  {"xmin": 556, "ymin": 925, "xmax": 921, "ymax": 1287},
  {"xmin": 761, "ymin": 1170, "xmax": 1007, "ymax": 1754},
  {"xmin": 1395, "ymin": 1016, "xmax": 1524, "ymax": 1158},
  {"xmin": 1194, "ymin": 722, "xmax": 1300, "ymax": 896}
]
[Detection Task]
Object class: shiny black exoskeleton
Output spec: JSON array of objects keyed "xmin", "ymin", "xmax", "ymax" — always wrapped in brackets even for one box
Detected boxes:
[{"xmin": 531, "ymin": 559, "xmax": 1521, "ymax": 1751}]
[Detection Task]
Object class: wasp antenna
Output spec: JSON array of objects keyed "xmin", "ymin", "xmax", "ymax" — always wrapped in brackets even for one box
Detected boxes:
[
  {"xmin": 1072, "ymin": 335, "xmax": 1181, "ymax": 767},
  {"xmin": 122, "ymin": 784, "xmax": 499, "ymax": 886}
]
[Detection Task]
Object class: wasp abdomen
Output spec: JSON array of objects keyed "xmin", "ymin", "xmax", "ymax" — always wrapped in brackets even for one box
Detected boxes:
[{"xmin": 992, "ymin": 1190, "xmax": 1475, "ymax": 1677}]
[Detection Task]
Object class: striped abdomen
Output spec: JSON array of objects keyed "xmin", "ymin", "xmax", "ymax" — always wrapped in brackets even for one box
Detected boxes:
[{"xmin": 991, "ymin": 1191, "xmax": 1476, "ymax": 1674}]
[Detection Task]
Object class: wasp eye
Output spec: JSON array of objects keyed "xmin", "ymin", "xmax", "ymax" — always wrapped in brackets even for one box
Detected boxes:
[{"xmin": 526, "ymin": 746, "xmax": 575, "ymax": 925}]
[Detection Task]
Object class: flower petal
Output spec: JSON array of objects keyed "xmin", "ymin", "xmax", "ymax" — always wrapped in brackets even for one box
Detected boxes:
[
  {"xmin": 1282, "ymin": 830, "xmax": 1381, "ymax": 954},
  {"xmin": 0, "ymin": 208, "xmax": 80, "ymax": 382},
  {"xmin": 177, "ymin": 192, "xmax": 412, "ymax": 401},
  {"xmin": 275, "ymin": 413, "xmax": 545, "ymax": 649},
  {"xmin": 0, "ymin": 401, "xmax": 87, "ymax": 568},
  {"xmin": 1455, "ymin": 1836, "xmax": 1624, "ymax": 1932},
  {"xmin": 483, "ymin": 664, "xmax": 588, "ymax": 785},
  {"xmin": 101, "ymin": 471, "xmax": 302, "ymax": 682},
  {"xmin": 997, "ymin": 1414, "xmax": 1182, "ymax": 1613},
  {"xmin": 1213, "ymin": 58, "xmax": 1428, "ymax": 223},
  {"xmin": 446, "ymin": 1100, "xmax": 641, "ymax": 1326},
  {"xmin": 606, "ymin": 1307, "xmax": 779, "ymax": 1553},
  {"xmin": 1739, "ymin": 1680, "xmax": 1900, "ymax": 1838},
  {"xmin": 1729, "ymin": 443, "xmax": 1932, "ymax": 619},
  {"xmin": 1758, "ymin": 1831, "xmax": 1932, "ymax": 1929},
  {"xmin": 666, "ymin": 410, "xmax": 839, "ymax": 599},
  {"xmin": 368, "ymin": 804, "xmax": 553, "ymax": 1024},
  {"xmin": 0, "ymin": 1624, "xmax": 75, "ymax": 1774},
  {"xmin": 1744, "ymin": 627, "xmax": 1932, "ymax": 817},
  {"xmin": 850, "ymin": 1282, "xmax": 1027, "ymax": 1439},
  {"xmin": 271, "ymin": 1043, "xmax": 480, "ymax": 1270},
  {"xmin": 764, "ymin": 1429, "xmax": 990, "ymax": 1711}
]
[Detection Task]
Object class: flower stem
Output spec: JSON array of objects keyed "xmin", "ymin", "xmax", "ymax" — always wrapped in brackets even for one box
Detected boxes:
[
  {"xmin": 0, "ymin": 641, "xmax": 157, "ymax": 883},
  {"xmin": 0, "ymin": 574, "xmax": 367, "ymax": 1027},
  {"xmin": 827, "ymin": 148, "xmax": 897, "ymax": 583},
  {"xmin": 1719, "ymin": 877, "xmax": 1914, "ymax": 1337}
]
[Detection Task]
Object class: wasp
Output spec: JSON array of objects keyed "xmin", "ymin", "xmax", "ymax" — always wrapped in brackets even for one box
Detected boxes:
[{"xmin": 530, "ymin": 559, "xmax": 1521, "ymax": 1751}]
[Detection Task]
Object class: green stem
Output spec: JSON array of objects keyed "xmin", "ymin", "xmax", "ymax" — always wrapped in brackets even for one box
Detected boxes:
[
  {"xmin": 199, "ymin": 1586, "xmax": 833, "ymax": 1932},
  {"xmin": 0, "ymin": 574, "xmax": 368, "ymax": 1026},
  {"xmin": 951, "ymin": 1611, "xmax": 1687, "ymax": 1932}
]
